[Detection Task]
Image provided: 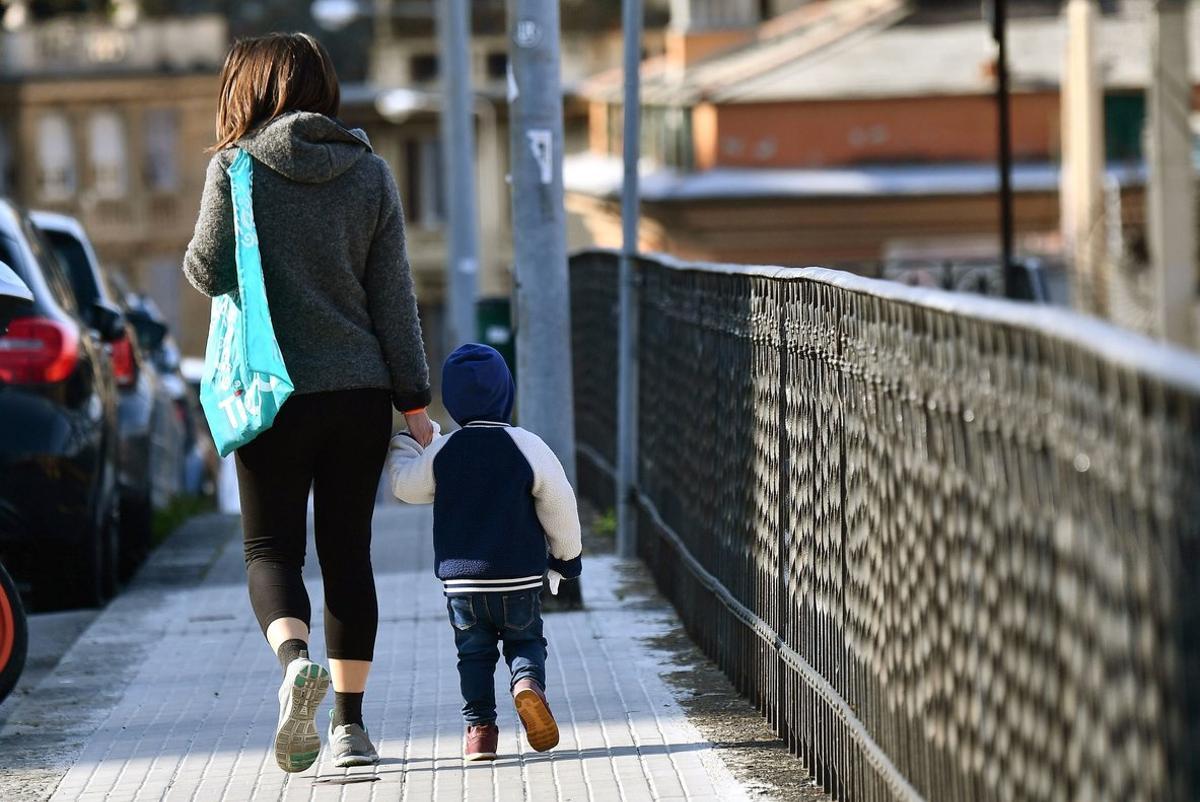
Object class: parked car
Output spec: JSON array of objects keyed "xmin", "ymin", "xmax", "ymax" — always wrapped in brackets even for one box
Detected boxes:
[
  {"xmin": 31, "ymin": 212, "xmax": 185, "ymax": 575},
  {"xmin": 0, "ymin": 200, "xmax": 123, "ymax": 609},
  {"xmin": 107, "ymin": 278, "xmax": 212, "ymax": 499},
  {"xmin": 881, "ymin": 257, "xmax": 1069, "ymax": 304},
  {"xmin": 0, "ymin": 262, "xmax": 31, "ymax": 702}
]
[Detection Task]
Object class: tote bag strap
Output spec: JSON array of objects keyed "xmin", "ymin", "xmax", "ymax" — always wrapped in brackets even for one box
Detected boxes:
[{"xmin": 227, "ymin": 148, "xmax": 289, "ymax": 382}]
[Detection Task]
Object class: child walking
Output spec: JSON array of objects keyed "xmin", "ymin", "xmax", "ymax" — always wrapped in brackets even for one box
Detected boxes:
[{"xmin": 387, "ymin": 344, "xmax": 583, "ymax": 760}]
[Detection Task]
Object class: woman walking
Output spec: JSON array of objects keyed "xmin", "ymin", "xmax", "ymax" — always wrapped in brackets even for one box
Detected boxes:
[{"xmin": 183, "ymin": 33, "xmax": 434, "ymax": 771}]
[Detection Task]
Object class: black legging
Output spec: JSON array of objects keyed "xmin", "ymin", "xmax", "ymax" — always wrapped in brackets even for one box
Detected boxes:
[{"xmin": 235, "ymin": 388, "xmax": 391, "ymax": 661}]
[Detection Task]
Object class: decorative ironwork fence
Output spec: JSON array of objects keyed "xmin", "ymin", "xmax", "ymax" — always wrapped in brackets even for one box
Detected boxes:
[{"xmin": 569, "ymin": 249, "xmax": 1200, "ymax": 802}]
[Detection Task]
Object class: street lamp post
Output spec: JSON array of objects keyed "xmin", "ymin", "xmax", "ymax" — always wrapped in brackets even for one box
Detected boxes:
[
  {"xmin": 616, "ymin": 0, "xmax": 643, "ymax": 559},
  {"xmin": 435, "ymin": 0, "xmax": 481, "ymax": 350},
  {"xmin": 991, "ymin": 0, "xmax": 1018, "ymax": 299}
]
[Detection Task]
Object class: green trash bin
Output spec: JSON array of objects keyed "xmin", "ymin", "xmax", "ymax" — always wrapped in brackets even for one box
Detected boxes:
[{"xmin": 476, "ymin": 297, "xmax": 515, "ymax": 381}]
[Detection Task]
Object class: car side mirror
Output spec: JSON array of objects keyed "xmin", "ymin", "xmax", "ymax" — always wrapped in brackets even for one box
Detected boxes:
[
  {"xmin": 126, "ymin": 309, "xmax": 168, "ymax": 351},
  {"xmin": 90, "ymin": 300, "xmax": 126, "ymax": 343}
]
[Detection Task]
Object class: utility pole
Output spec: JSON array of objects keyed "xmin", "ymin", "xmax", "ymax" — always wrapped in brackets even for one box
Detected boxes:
[
  {"xmin": 1061, "ymin": 0, "xmax": 1108, "ymax": 317},
  {"xmin": 991, "ymin": 0, "xmax": 1019, "ymax": 298},
  {"xmin": 505, "ymin": 0, "xmax": 576, "ymax": 481},
  {"xmin": 616, "ymin": 0, "xmax": 642, "ymax": 560},
  {"xmin": 1146, "ymin": 0, "xmax": 1196, "ymax": 347},
  {"xmin": 435, "ymin": 0, "xmax": 481, "ymax": 349}
]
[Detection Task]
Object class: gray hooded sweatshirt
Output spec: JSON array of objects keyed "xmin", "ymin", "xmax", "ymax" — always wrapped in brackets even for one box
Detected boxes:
[{"xmin": 183, "ymin": 112, "xmax": 430, "ymax": 411}]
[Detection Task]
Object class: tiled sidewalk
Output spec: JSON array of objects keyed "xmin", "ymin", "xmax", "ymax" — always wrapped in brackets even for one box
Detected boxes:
[{"xmin": 18, "ymin": 506, "xmax": 751, "ymax": 801}]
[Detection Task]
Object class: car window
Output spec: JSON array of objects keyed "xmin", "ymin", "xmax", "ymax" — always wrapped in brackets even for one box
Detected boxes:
[
  {"xmin": 42, "ymin": 229, "xmax": 98, "ymax": 309},
  {"xmin": 22, "ymin": 217, "xmax": 77, "ymax": 314},
  {"xmin": 0, "ymin": 236, "xmax": 25, "ymax": 284}
]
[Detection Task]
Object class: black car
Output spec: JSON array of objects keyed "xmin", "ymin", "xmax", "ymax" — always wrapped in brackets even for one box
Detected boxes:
[
  {"xmin": 32, "ymin": 212, "xmax": 185, "ymax": 574},
  {"xmin": 0, "ymin": 262, "xmax": 31, "ymax": 702},
  {"xmin": 0, "ymin": 200, "xmax": 123, "ymax": 609},
  {"xmin": 107, "ymin": 276, "xmax": 208, "ymax": 498}
]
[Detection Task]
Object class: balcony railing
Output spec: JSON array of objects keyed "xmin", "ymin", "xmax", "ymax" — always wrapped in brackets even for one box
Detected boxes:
[{"xmin": 0, "ymin": 16, "xmax": 226, "ymax": 78}]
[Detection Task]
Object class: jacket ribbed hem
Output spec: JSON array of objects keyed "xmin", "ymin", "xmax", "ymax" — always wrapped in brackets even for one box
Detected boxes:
[{"xmin": 442, "ymin": 575, "xmax": 544, "ymax": 595}]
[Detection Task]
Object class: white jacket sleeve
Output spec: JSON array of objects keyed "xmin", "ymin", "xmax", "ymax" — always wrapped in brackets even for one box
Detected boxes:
[
  {"xmin": 387, "ymin": 421, "xmax": 444, "ymax": 504},
  {"xmin": 508, "ymin": 428, "xmax": 583, "ymax": 562}
]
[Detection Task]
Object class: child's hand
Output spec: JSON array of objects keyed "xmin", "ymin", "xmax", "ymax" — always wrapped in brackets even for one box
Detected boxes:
[
  {"xmin": 547, "ymin": 569, "xmax": 565, "ymax": 595},
  {"xmin": 404, "ymin": 409, "xmax": 436, "ymax": 446}
]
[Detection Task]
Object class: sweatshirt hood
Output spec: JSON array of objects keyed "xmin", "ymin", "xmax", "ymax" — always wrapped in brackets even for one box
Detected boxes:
[
  {"xmin": 442, "ymin": 344, "xmax": 515, "ymax": 426},
  {"xmin": 237, "ymin": 111, "xmax": 371, "ymax": 183}
]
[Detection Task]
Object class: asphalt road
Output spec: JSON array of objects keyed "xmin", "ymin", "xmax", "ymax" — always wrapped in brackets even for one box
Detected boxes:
[{"xmin": 0, "ymin": 609, "xmax": 99, "ymax": 729}]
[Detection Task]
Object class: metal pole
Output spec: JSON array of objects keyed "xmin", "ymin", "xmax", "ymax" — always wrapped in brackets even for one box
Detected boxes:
[
  {"xmin": 616, "ymin": 0, "xmax": 642, "ymax": 560},
  {"xmin": 1146, "ymin": 0, "xmax": 1196, "ymax": 347},
  {"xmin": 506, "ymin": 0, "xmax": 576, "ymax": 483},
  {"xmin": 992, "ymin": 0, "xmax": 1018, "ymax": 298},
  {"xmin": 435, "ymin": 0, "xmax": 481, "ymax": 349},
  {"xmin": 1061, "ymin": 0, "xmax": 1108, "ymax": 317}
]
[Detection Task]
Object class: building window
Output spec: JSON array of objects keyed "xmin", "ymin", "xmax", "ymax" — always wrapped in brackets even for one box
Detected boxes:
[
  {"xmin": 410, "ymin": 53, "xmax": 438, "ymax": 83},
  {"xmin": 88, "ymin": 110, "xmax": 129, "ymax": 198},
  {"xmin": 666, "ymin": 106, "xmax": 693, "ymax": 171},
  {"xmin": 37, "ymin": 112, "xmax": 77, "ymax": 201},
  {"xmin": 405, "ymin": 137, "xmax": 445, "ymax": 229},
  {"xmin": 485, "ymin": 51, "xmax": 508, "ymax": 81},
  {"xmin": 144, "ymin": 108, "xmax": 179, "ymax": 192}
]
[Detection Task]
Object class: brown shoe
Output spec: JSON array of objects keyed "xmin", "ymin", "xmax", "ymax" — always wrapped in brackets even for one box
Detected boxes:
[
  {"xmin": 512, "ymin": 679, "xmax": 560, "ymax": 752},
  {"xmin": 465, "ymin": 723, "xmax": 499, "ymax": 761}
]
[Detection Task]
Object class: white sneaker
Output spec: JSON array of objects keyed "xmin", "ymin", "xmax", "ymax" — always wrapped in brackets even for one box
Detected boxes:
[{"xmin": 274, "ymin": 656, "xmax": 331, "ymax": 773}]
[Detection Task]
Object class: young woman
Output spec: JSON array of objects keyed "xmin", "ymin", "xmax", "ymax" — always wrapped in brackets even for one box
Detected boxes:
[{"xmin": 183, "ymin": 33, "xmax": 434, "ymax": 772}]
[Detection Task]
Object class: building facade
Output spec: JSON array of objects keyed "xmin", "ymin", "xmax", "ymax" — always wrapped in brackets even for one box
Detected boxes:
[
  {"xmin": 565, "ymin": 0, "xmax": 1164, "ymax": 288},
  {"xmin": 0, "ymin": 12, "xmax": 226, "ymax": 355}
]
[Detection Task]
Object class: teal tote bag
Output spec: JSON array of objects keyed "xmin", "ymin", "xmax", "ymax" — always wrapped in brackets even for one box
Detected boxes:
[{"xmin": 200, "ymin": 148, "xmax": 293, "ymax": 457}]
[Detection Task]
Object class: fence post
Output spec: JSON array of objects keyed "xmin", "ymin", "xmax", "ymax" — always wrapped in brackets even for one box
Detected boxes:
[{"xmin": 616, "ymin": 0, "xmax": 643, "ymax": 559}]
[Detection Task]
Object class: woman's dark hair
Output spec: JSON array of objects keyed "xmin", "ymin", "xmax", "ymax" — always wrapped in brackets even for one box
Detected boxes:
[{"xmin": 211, "ymin": 32, "xmax": 340, "ymax": 152}]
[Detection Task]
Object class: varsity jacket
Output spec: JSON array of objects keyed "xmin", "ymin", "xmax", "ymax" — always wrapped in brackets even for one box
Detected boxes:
[{"xmin": 387, "ymin": 344, "xmax": 582, "ymax": 595}]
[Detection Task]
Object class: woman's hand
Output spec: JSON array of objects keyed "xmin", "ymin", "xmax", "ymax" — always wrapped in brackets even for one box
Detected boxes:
[{"xmin": 404, "ymin": 409, "xmax": 435, "ymax": 447}]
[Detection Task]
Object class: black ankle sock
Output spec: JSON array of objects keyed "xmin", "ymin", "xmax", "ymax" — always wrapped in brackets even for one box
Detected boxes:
[
  {"xmin": 276, "ymin": 639, "xmax": 308, "ymax": 670},
  {"xmin": 332, "ymin": 692, "xmax": 364, "ymax": 729}
]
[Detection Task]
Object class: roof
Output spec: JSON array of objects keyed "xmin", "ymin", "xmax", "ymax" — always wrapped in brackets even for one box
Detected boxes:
[
  {"xmin": 563, "ymin": 152, "xmax": 1148, "ymax": 201},
  {"xmin": 721, "ymin": 1, "xmax": 1162, "ymax": 102},
  {"xmin": 579, "ymin": 0, "xmax": 1179, "ymax": 105},
  {"xmin": 579, "ymin": 0, "xmax": 909, "ymax": 105}
]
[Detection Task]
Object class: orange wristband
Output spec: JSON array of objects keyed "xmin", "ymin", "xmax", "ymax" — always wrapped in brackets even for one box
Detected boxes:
[{"xmin": 402, "ymin": 406, "xmax": 427, "ymax": 415}]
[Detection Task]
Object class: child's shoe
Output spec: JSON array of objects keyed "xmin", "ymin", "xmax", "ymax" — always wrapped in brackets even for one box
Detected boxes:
[
  {"xmin": 512, "ymin": 678, "xmax": 559, "ymax": 752},
  {"xmin": 465, "ymin": 723, "xmax": 499, "ymax": 761}
]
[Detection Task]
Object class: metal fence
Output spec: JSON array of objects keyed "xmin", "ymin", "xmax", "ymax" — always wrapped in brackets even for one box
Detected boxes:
[{"xmin": 569, "ymin": 249, "xmax": 1200, "ymax": 802}]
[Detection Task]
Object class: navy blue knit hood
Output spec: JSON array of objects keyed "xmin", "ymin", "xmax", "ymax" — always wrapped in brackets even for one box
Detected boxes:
[{"xmin": 442, "ymin": 344, "xmax": 515, "ymax": 425}]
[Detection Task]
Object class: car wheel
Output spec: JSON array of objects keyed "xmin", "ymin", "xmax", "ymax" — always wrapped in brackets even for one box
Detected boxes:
[
  {"xmin": 100, "ymin": 502, "xmax": 120, "ymax": 601},
  {"xmin": 119, "ymin": 493, "xmax": 153, "ymax": 581},
  {"xmin": 45, "ymin": 501, "xmax": 118, "ymax": 610},
  {"xmin": 0, "ymin": 561, "xmax": 28, "ymax": 704}
]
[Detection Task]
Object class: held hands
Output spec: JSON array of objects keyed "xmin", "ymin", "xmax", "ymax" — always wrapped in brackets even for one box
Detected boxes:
[{"xmin": 403, "ymin": 408, "xmax": 436, "ymax": 447}]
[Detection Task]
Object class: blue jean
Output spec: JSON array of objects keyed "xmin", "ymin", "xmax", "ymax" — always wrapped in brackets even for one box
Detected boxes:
[{"xmin": 446, "ymin": 588, "xmax": 547, "ymax": 725}]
